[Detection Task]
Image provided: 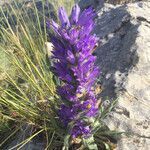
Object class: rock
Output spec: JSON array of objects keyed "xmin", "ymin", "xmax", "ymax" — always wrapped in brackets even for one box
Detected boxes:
[
  {"xmin": 78, "ymin": 0, "xmax": 104, "ymax": 9},
  {"xmin": 78, "ymin": 0, "xmax": 147, "ymax": 8},
  {"xmin": 106, "ymin": 0, "xmax": 146, "ymax": 5},
  {"xmin": 95, "ymin": 2, "xmax": 150, "ymax": 149}
]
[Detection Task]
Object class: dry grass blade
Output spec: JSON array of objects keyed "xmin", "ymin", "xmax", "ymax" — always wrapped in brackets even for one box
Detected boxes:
[
  {"xmin": 0, "ymin": 0, "xmax": 77, "ymax": 149},
  {"xmin": 0, "ymin": 1, "xmax": 63, "ymax": 148}
]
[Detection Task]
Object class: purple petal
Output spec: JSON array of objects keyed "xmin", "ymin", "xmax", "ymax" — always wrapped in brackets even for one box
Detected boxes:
[
  {"xmin": 78, "ymin": 7, "xmax": 96, "ymax": 27},
  {"xmin": 59, "ymin": 7, "xmax": 70, "ymax": 28},
  {"xmin": 70, "ymin": 4, "xmax": 80, "ymax": 24},
  {"xmin": 52, "ymin": 20, "xmax": 59, "ymax": 29},
  {"xmin": 67, "ymin": 50, "xmax": 76, "ymax": 64}
]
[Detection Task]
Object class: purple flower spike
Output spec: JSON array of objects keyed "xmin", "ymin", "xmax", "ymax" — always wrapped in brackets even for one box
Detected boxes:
[
  {"xmin": 49, "ymin": 4, "xmax": 100, "ymax": 138},
  {"xmin": 59, "ymin": 7, "xmax": 70, "ymax": 27}
]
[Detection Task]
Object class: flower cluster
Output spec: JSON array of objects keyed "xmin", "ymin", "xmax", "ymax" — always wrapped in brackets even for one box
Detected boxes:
[{"xmin": 49, "ymin": 4, "xmax": 100, "ymax": 138}]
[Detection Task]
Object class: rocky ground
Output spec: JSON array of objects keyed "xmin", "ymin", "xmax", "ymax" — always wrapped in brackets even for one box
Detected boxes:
[{"xmin": 93, "ymin": 1, "xmax": 150, "ymax": 150}]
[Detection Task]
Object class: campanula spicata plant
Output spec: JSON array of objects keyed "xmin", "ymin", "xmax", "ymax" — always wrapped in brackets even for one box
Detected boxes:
[{"xmin": 48, "ymin": 4, "xmax": 103, "ymax": 149}]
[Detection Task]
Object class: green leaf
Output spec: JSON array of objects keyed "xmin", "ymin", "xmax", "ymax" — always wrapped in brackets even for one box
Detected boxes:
[
  {"xmin": 63, "ymin": 134, "xmax": 70, "ymax": 150},
  {"xmin": 104, "ymin": 142, "xmax": 111, "ymax": 150},
  {"xmin": 100, "ymin": 99, "xmax": 118, "ymax": 119},
  {"xmin": 82, "ymin": 136, "xmax": 98, "ymax": 150}
]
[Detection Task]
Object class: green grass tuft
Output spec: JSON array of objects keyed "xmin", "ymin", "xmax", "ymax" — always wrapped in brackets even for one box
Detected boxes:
[{"xmin": 0, "ymin": 0, "xmax": 76, "ymax": 149}]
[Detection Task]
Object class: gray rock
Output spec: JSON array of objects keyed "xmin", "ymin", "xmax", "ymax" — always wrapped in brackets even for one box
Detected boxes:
[
  {"xmin": 78, "ymin": 0, "xmax": 104, "ymax": 9},
  {"xmin": 105, "ymin": 0, "xmax": 147, "ymax": 5},
  {"xmin": 95, "ymin": 2, "xmax": 150, "ymax": 149}
]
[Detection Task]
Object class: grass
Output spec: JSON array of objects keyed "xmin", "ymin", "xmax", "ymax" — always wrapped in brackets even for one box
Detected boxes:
[{"xmin": 0, "ymin": 0, "xmax": 75, "ymax": 149}]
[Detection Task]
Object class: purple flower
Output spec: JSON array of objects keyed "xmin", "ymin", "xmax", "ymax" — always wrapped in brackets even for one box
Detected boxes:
[
  {"xmin": 71, "ymin": 121, "xmax": 91, "ymax": 138},
  {"xmin": 70, "ymin": 4, "xmax": 80, "ymax": 24},
  {"xmin": 59, "ymin": 7, "xmax": 70, "ymax": 28},
  {"xmin": 48, "ymin": 4, "xmax": 100, "ymax": 138}
]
